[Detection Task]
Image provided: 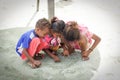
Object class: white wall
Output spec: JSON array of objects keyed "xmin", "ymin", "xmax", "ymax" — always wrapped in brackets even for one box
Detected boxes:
[{"xmin": 0, "ymin": 0, "xmax": 36, "ymax": 29}]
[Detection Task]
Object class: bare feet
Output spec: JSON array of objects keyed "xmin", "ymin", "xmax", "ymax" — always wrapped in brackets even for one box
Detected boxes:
[{"xmin": 34, "ymin": 53, "xmax": 45, "ymax": 60}]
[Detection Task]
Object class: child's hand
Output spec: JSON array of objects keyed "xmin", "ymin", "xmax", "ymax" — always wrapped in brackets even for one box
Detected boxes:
[
  {"xmin": 63, "ymin": 50, "xmax": 69, "ymax": 56},
  {"xmin": 82, "ymin": 50, "xmax": 91, "ymax": 61},
  {"xmin": 82, "ymin": 50, "xmax": 90, "ymax": 57},
  {"xmin": 33, "ymin": 60, "xmax": 41, "ymax": 68},
  {"xmin": 28, "ymin": 60, "xmax": 41, "ymax": 69}
]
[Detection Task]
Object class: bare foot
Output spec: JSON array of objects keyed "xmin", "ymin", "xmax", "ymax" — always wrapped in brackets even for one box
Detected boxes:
[{"xmin": 34, "ymin": 53, "xmax": 45, "ymax": 60}]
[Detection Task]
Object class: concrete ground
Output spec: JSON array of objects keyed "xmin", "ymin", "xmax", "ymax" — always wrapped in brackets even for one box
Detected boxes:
[{"xmin": 0, "ymin": 0, "xmax": 120, "ymax": 80}]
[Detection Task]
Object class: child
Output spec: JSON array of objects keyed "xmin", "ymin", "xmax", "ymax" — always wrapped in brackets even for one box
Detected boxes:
[
  {"xmin": 43, "ymin": 17, "xmax": 66, "ymax": 62},
  {"xmin": 46, "ymin": 17, "xmax": 74, "ymax": 57},
  {"xmin": 44, "ymin": 32, "xmax": 61, "ymax": 62},
  {"xmin": 63, "ymin": 21, "xmax": 101, "ymax": 60},
  {"xmin": 16, "ymin": 18, "xmax": 50, "ymax": 68}
]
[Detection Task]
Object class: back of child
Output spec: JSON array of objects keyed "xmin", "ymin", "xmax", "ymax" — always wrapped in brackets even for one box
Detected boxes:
[{"xmin": 66, "ymin": 21, "xmax": 93, "ymax": 49}]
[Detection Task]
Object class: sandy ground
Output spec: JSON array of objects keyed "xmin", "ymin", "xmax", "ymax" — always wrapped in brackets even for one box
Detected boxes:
[
  {"xmin": 0, "ymin": 27, "xmax": 100, "ymax": 80},
  {"xmin": 0, "ymin": 0, "xmax": 120, "ymax": 80}
]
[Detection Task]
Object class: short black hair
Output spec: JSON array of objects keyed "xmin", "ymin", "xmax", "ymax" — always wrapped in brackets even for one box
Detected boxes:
[
  {"xmin": 51, "ymin": 17, "xmax": 65, "ymax": 33},
  {"xmin": 35, "ymin": 18, "xmax": 50, "ymax": 30}
]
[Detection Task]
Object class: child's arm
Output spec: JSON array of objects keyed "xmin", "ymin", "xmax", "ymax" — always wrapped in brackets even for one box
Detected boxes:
[
  {"xmin": 61, "ymin": 36, "xmax": 74, "ymax": 56},
  {"xmin": 89, "ymin": 34, "xmax": 101, "ymax": 51},
  {"xmin": 82, "ymin": 34, "xmax": 101, "ymax": 57},
  {"xmin": 22, "ymin": 48, "xmax": 41, "ymax": 67},
  {"xmin": 44, "ymin": 49, "xmax": 60, "ymax": 62}
]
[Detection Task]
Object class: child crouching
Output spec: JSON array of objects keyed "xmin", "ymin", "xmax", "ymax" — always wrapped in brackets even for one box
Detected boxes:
[{"xmin": 16, "ymin": 18, "xmax": 50, "ymax": 68}]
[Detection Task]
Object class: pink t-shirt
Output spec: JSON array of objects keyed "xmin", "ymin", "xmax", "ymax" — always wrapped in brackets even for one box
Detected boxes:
[
  {"xmin": 74, "ymin": 24, "xmax": 93, "ymax": 49},
  {"xmin": 44, "ymin": 35, "xmax": 61, "ymax": 50}
]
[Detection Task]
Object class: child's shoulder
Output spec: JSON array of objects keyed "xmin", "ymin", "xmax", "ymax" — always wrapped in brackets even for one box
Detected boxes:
[
  {"xmin": 22, "ymin": 29, "xmax": 36, "ymax": 38},
  {"xmin": 78, "ymin": 24, "xmax": 88, "ymax": 31},
  {"xmin": 23, "ymin": 29, "xmax": 34, "ymax": 34}
]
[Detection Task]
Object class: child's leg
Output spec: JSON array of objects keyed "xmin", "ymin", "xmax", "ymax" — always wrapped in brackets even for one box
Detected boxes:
[
  {"xmin": 20, "ymin": 38, "xmax": 42, "ymax": 68},
  {"xmin": 44, "ymin": 49, "xmax": 60, "ymax": 62},
  {"xmin": 21, "ymin": 37, "xmax": 47, "ymax": 60},
  {"xmin": 33, "ymin": 53, "xmax": 45, "ymax": 60},
  {"xmin": 21, "ymin": 38, "xmax": 40, "ymax": 60}
]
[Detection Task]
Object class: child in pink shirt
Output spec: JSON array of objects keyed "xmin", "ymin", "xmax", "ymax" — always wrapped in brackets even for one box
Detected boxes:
[
  {"xmin": 63, "ymin": 21, "xmax": 101, "ymax": 60},
  {"xmin": 43, "ymin": 17, "xmax": 66, "ymax": 62}
]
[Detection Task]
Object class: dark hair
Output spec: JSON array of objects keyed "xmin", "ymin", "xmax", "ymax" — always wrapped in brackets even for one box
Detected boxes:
[
  {"xmin": 51, "ymin": 17, "xmax": 65, "ymax": 33},
  {"xmin": 63, "ymin": 24, "xmax": 80, "ymax": 41},
  {"xmin": 35, "ymin": 18, "xmax": 50, "ymax": 30}
]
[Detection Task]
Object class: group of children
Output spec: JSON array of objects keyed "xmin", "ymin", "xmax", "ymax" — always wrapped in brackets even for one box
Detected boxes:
[{"xmin": 16, "ymin": 17, "xmax": 101, "ymax": 68}]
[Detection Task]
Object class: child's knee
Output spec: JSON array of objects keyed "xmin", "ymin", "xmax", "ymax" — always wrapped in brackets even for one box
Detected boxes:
[{"xmin": 32, "ymin": 37, "xmax": 40, "ymax": 42}]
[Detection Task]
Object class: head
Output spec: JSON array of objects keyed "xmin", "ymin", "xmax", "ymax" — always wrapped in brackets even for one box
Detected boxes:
[
  {"xmin": 63, "ymin": 22, "xmax": 80, "ymax": 47},
  {"xmin": 64, "ymin": 27, "xmax": 80, "ymax": 41},
  {"xmin": 66, "ymin": 21, "xmax": 79, "ymax": 29},
  {"xmin": 50, "ymin": 17, "xmax": 66, "ymax": 37},
  {"xmin": 35, "ymin": 18, "xmax": 50, "ymax": 37},
  {"xmin": 63, "ymin": 21, "xmax": 80, "ymax": 40}
]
